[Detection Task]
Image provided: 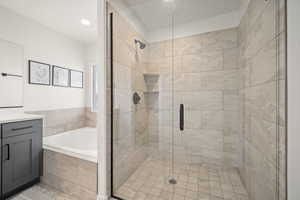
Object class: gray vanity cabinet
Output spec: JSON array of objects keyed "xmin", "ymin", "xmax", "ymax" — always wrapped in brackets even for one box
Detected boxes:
[{"xmin": 1, "ymin": 119, "xmax": 42, "ymax": 197}]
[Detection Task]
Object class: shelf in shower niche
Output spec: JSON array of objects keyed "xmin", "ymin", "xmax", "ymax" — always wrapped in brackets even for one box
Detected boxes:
[
  {"xmin": 143, "ymin": 91, "xmax": 159, "ymax": 94},
  {"xmin": 143, "ymin": 73, "xmax": 160, "ymax": 78}
]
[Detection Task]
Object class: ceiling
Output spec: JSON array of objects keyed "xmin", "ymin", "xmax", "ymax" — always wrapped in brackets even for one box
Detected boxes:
[
  {"xmin": 0, "ymin": 0, "xmax": 245, "ymax": 44},
  {"xmin": 114, "ymin": 0, "xmax": 243, "ymax": 32},
  {"xmin": 0, "ymin": 0, "xmax": 97, "ymax": 44}
]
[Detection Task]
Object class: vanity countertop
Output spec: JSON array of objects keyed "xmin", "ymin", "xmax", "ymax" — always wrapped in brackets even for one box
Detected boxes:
[{"xmin": 0, "ymin": 113, "xmax": 43, "ymax": 124}]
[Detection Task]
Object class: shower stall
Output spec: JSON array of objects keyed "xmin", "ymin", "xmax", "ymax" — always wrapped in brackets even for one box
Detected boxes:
[{"xmin": 107, "ymin": 0, "xmax": 287, "ymax": 200}]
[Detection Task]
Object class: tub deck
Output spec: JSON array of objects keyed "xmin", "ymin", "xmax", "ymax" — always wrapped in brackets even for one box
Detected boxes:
[{"xmin": 43, "ymin": 127, "xmax": 97, "ymax": 163}]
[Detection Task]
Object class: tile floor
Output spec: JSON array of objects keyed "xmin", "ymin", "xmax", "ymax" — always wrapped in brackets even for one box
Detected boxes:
[
  {"xmin": 115, "ymin": 158, "xmax": 249, "ymax": 200},
  {"xmin": 8, "ymin": 184, "xmax": 77, "ymax": 200},
  {"xmin": 8, "ymin": 158, "xmax": 250, "ymax": 200}
]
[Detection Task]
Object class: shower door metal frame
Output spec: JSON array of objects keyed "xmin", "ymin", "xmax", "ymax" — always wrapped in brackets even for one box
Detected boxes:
[
  {"xmin": 108, "ymin": 11, "xmax": 122, "ymax": 200},
  {"xmin": 108, "ymin": 10, "xmax": 126, "ymax": 200}
]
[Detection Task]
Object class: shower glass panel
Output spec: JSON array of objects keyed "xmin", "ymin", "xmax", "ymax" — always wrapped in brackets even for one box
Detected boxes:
[
  {"xmin": 108, "ymin": 1, "xmax": 175, "ymax": 199},
  {"xmin": 108, "ymin": 0, "xmax": 286, "ymax": 200}
]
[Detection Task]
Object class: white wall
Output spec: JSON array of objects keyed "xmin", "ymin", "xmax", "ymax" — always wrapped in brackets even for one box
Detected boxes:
[
  {"xmin": 84, "ymin": 44, "xmax": 97, "ymax": 108},
  {"xmin": 287, "ymin": 0, "xmax": 300, "ymax": 199},
  {"xmin": 110, "ymin": 0, "xmax": 250, "ymax": 43},
  {"xmin": 0, "ymin": 6, "xmax": 87, "ymax": 111}
]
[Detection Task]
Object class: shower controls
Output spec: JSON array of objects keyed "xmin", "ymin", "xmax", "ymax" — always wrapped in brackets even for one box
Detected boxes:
[
  {"xmin": 133, "ymin": 92, "xmax": 141, "ymax": 104},
  {"xmin": 180, "ymin": 104, "xmax": 184, "ymax": 131},
  {"xmin": 169, "ymin": 178, "xmax": 177, "ymax": 184},
  {"xmin": 134, "ymin": 39, "xmax": 146, "ymax": 49}
]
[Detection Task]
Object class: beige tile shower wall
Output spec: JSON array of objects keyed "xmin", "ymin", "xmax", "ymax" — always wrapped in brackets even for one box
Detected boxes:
[
  {"xmin": 238, "ymin": 0, "xmax": 286, "ymax": 199},
  {"xmin": 110, "ymin": 6, "xmax": 149, "ymax": 190},
  {"xmin": 146, "ymin": 28, "xmax": 241, "ymax": 168},
  {"xmin": 28, "ymin": 107, "xmax": 87, "ymax": 137},
  {"xmin": 85, "ymin": 107, "xmax": 97, "ymax": 128}
]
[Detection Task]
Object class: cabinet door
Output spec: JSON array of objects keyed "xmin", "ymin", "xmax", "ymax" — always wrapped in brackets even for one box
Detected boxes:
[
  {"xmin": 0, "ymin": 39, "xmax": 24, "ymax": 108},
  {"xmin": 0, "ymin": 131, "xmax": 2, "ymax": 199},
  {"xmin": 2, "ymin": 132, "xmax": 41, "ymax": 194}
]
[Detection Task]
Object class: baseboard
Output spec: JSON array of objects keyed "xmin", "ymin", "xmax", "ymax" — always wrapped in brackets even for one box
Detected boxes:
[{"xmin": 97, "ymin": 194, "xmax": 109, "ymax": 200}]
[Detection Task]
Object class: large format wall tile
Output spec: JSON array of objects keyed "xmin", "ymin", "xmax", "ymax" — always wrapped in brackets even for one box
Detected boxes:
[
  {"xmin": 238, "ymin": 0, "xmax": 286, "ymax": 199},
  {"xmin": 147, "ymin": 56, "xmax": 181, "ymax": 74},
  {"xmin": 199, "ymin": 70, "xmax": 240, "ymax": 90},
  {"xmin": 182, "ymin": 91, "xmax": 223, "ymax": 111},
  {"xmin": 109, "ymin": 1, "xmax": 286, "ymax": 198},
  {"xmin": 167, "ymin": 35, "xmax": 203, "ymax": 56},
  {"xmin": 245, "ymin": 81, "xmax": 277, "ymax": 123},
  {"xmin": 201, "ymin": 111, "xmax": 224, "ymax": 131},
  {"xmin": 247, "ymin": 0, "xmax": 271, "ymax": 28},
  {"xmin": 250, "ymin": 39, "xmax": 277, "ymax": 86},
  {"xmin": 251, "ymin": 117, "xmax": 277, "ymax": 164},
  {"xmin": 182, "ymin": 50, "xmax": 223, "ymax": 72},
  {"xmin": 201, "ymin": 28, "xmax": 238, "ymax": 51},
  {"xmin": 114, "ymin": 61, "xmax": 132, "ymax": 90},
  {"xmin": 183, "ymin": 129, "xmax": 223, "ymax": 152},
  {"xmin": 244, "ymin": 0, "xmax": 276, "ymax": 59},
  {"xmin": 111, "ymin": 6, "xmax": 150, "ymax": 191},
  {"xmin": 224, "ymin": 90, "xmax": 240, "ymax": 111},
  {"xmin": 147, "ymin": 28, "xmax": 241, "ymax": 168},
  {"xmin": 224, "ymin": 48, "xmax": 239, "ymax": 69}
]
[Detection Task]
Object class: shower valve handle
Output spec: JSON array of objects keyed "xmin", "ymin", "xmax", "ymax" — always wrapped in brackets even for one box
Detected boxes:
[{"xmin": 180, "ymin": 104, "xmax": 184, "ymax": 131}]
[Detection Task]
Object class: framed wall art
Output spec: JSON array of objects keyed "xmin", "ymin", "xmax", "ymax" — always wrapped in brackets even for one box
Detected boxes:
[
  {"xmin": 70, "ymin": 69, "xmax": 83, "ymax": 88},
  {"xmin": 52, "ymin": 65, "xmax": 69, "ymax": 87},
  {"xmin": 28, "ymin": 60, "xmax": 51, "ymax": 85}
]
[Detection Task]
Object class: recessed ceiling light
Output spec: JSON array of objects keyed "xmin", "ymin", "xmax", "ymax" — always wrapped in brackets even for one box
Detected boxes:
[
  {"xmin": 81, "ymin": 19, "xmax": 91, "ymax": 26},
  {"xmin": 164, "ymin": 0, "xmax": 174, "ymax": 2}
]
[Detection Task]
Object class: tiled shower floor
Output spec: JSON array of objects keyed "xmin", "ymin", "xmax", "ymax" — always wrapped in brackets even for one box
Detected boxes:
[{"xmin": 115, "ymin": 158, "xmax": 249, "ymax": 200}]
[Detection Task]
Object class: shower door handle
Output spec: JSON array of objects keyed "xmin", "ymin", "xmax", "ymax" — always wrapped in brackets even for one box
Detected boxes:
[{"xmin": 180, "ymin": 104, "xmax": 184, "ymax": 131}]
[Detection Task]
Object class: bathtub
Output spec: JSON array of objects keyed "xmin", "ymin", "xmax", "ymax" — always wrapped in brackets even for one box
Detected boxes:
[
  {"xmin": 42, "ymin": 127, "xmax": 98, "ymax": 200},
  {"xmin": 43, "ymin": 127, "xmax": 98, "ymax": 163}
]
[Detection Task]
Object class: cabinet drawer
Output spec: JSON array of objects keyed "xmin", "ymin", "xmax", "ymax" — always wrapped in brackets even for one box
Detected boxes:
[{"xmin": 2, "ymin": 119, "xmax": 42, "ymax": 138}]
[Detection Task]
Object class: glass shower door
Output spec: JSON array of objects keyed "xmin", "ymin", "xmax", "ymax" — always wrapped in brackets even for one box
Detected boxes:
[{"xmin": 108, "ymin": 1, "xmax": 176, "ymax": 199}]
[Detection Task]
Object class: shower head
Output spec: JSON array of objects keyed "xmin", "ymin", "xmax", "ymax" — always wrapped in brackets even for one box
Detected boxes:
[{"xmin": 135, "ymin": 39, "xmax": 146, "ymax": 49}]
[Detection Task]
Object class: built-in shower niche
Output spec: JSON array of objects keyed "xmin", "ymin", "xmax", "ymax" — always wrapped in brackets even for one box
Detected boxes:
[
  {"xmin": 143, "ymin": 73, "xmax": 159, "ymax": 94},
  {"xmin": 143, "ymin": 72, "xmax": 159, "ymax": 110}
]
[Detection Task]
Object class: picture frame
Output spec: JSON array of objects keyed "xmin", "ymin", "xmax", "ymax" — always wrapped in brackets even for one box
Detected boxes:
[
  {"xmin": 52, "ymin": 65, "xmax": 69, "ymax": 87},
  {"xmin": 70, "ymin": 69, "xmax": 84, "ymax": 88},
  {"xmin": 28, "ymin": 60, "xmax": 51, "ymax": 85}
]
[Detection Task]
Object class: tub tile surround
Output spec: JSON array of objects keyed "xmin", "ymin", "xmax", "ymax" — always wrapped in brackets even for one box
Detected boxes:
[
  {"xmin": 42, "ymin": 150, "xmax": 97, "ymax": 200},
  {"xmin": 28, "ymin": 107, "xmax": 97, "ymax": 137},
  {"xmin": 85, "ymin": 107, "xmax": 98, "ymax": 128}
]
